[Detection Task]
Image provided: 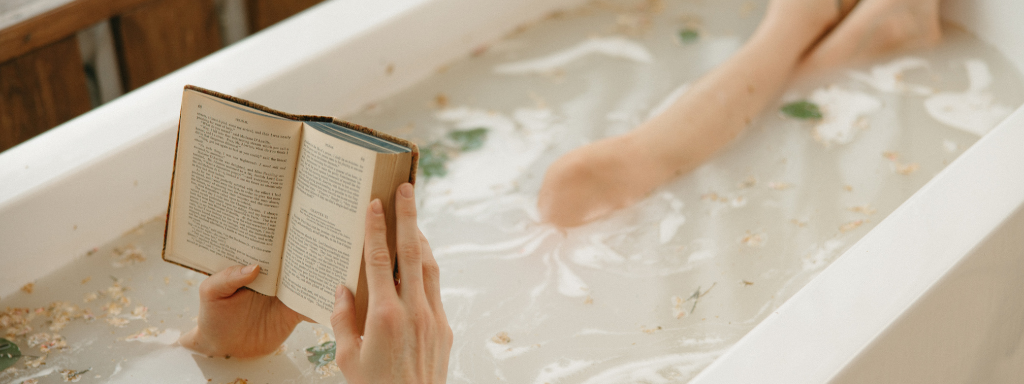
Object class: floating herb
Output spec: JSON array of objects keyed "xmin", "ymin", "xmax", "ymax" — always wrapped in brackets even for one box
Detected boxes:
[
  {"xmin": 447, "ymin": 128, "xmax": 488, "ymax": 151},
  {"xmin": 305, "ymin": 341, "xmax": 336, "ymax": 369},
  {"xmin": 419, "ymin": 146, "xmax": 450, "ymax": 178},
  {"xmin": 780, "ymin": 100, "xmax": 823, "ymax": 120},
  {"xmin": 687, "ymin": 282, "xmax": 717, "ymax": 313},
  {"xmin": 60, "ymin": 368, "xmax": 91, "ymax": 382},
  {"xmin": 418, "ymin": 127, "xmax": 490, "ymax": 179},
  {"xmin": 679, "ymin": 28, "xmax": 700, "ymax": 44},
  {"xmin": 0, "ymin": 338, "xmax": 22, "ymax": 372}
]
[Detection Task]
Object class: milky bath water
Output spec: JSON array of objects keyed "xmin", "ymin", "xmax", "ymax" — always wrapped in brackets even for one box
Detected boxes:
[{"xmin": 2, "ymin": 0, "xmax": 1022, "ymax": 383}]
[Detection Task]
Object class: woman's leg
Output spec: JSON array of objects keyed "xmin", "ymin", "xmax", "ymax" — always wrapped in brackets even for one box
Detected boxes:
[
  {"xmin": 538, "ymin": 0, "xmax": 855, "ymax": 227},
  {"xmin": 800, "ymin": 0, "xmax": 942, "ymax": 74}
]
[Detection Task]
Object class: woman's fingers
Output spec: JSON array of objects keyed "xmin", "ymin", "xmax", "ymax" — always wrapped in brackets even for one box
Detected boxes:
[
  {"xmin": 333, "ymin": 189, "xmax": 453, "ymax": 383},
  {"xmin": 199, "ymin": 264, "xmax": 260, "ymax": 299},
  {"xmin": 394, "ymin": 183, "xmax": 425, "ymax": 299},
  {"xmin": 363, "ymin": 199, "xmax": 398, "ymax": 305},
  {"xmin": 418, "ymin": 230, "xmax": 445, "ymax": 316},
  {"xmin": 331, "ymin": 284, "xmax": 362, "ymax": 367}
]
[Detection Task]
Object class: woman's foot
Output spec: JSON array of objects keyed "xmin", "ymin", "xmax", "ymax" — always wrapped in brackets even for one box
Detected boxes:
[
  {"xmin": 800, "ymin": 0, "xmax": 942, "ymax": 73},
  {"xmin": 538, "ymin": 133, "xmax": 672, "ymax": 227}
]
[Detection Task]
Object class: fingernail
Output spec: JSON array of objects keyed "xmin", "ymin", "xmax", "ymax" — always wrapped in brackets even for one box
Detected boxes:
[
  {"xmin": 370, "ymin": 199, "xmax": 383, "ymax": 214},
  {"xmin": 242, "ymin": 264, "xmax": 258, "ymax": 274},
  {"xmin": 399, "ymin": 183, "xmax": 414, "ymax": 198},
  {"xmin": 335, "ymin": 284, "xmax": 344, "ymax": 301}
]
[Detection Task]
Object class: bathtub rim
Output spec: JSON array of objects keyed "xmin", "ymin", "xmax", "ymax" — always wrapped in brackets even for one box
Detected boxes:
[
  {"xmin": 0, "ymin": 0, "xmax": 1021, "ymax": 382},
  {"xmin": 692, "ymin": 1, "xmax": 1024, "ymax": 380}
]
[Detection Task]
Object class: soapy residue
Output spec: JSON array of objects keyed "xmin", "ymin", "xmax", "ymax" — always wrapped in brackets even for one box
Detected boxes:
[
  {"xmin": 422, "ymin": 107, "xmax": 555, "ymax": 215},
  {"xmin": 808, "ymin": 86, "xmax": 882, "ymax": 146},
  {"xmin": 791, "ymin": 55, "xmax": 1018, "ymax": 148},
  {"xmin": 924, "ymin": 59, "xmax": 1014, "ymax": 136},
  {"xmin": 532, "ymin": 359, "xmax": 594, "ymax": 384},
  {"xmin": 658, "ymin": 192, "xmax": 686, "ymax": 244},
  {"xmin": 848, "ymin": 57, "xmax": 932, "ymax": 95},
  {"xmin": 8, "ymin": 367, "xmax": 58, "ymax": 384},
  {"xmin": 494, "ymin": 36, "xmax": 653, "ymax": 75},
  {"xmin": 578, "ymin": 351, "xmax": 724, "ymax": 384}
]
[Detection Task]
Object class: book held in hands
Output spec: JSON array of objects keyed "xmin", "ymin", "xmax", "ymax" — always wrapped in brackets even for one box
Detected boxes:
[{"xmin": 162, "ymin": 85, "xmax": 418, "ymax": 331}]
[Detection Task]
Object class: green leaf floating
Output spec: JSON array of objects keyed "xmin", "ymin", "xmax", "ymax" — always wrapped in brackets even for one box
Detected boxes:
[
  {"xmin": 419, "ymin": 146, "xmax": 449, "ymax": 178},
  {"xmin": 780, "ymin": 101, "xmax": 823, "ymax": 120},
  {"xmin": 447, "ymin": 128, "xmax": 488, "ymax": 151},
  {"xmin": 0, "ymin": 338, "xmax": 22, "ymax": 372},
  {"xmin": 679, "ymin": 28, "xmax": 700, "ymax": 44},
  {"xmin": 305, "ymin": 341, "xmax": 336, "ymax": 369},
  {"xmin": 418, "ymin": 127, "xmax": 489, "ymax": 179}
]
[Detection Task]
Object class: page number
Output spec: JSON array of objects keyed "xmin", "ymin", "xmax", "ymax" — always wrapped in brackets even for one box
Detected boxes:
[{"xmin": 198, "ymin": 104, "xmax": 202, "ymax": 109}]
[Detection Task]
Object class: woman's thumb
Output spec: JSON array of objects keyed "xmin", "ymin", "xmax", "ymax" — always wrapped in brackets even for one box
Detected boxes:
[{"xmin": 199, "ymin": 264, "xmax": 260, "ymax": 299}]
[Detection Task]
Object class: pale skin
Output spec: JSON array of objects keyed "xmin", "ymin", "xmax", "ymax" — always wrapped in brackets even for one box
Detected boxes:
[
  {"xmin": 178, "ymin": 264, "xmax": 310, "ymax": 358},
  {"xmin": 181, "ymin": 183, "xmax": 453, "ymax": 383},
  {"xmin": 537, "ymin": 0, "xmax": 943, "ymax": 227},
  {"xmin": 331, "ymin": 185, "xmax": 452, "ymax": 383}
]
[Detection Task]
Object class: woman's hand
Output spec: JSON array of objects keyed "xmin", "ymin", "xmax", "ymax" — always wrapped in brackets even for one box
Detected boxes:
[
  {"xmin": 330, "ymin": 183, "xmax": 453, "ymax": 383},
  {"xmin": 179, "ymin": 264, "xmax": 310, "ymax": 358}
]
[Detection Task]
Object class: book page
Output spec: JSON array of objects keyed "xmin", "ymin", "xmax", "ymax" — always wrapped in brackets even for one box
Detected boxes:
[
  {"xmin": 277, "ymin": 126, "xmax": 376, "ymax": 324},
  {"xmin": 165, "ymin": 90, "xmax": 302, "ymax": 295}
]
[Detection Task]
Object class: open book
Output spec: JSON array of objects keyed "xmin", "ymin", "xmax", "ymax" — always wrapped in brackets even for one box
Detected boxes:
[{"xmin": 163, "ymin": 85, "xmax": 418, "ymax": 330}]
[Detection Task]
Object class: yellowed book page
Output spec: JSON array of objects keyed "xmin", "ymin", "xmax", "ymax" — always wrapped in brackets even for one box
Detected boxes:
[
  {"xmin": 165, "ymin": 90, "xmax": 302, "ymax": 295},
  {"xmin": 277, "ymin": 126, "xmax": 376, "ymax": 324},
  {"xmin": 347, "ymin": 151, "xmax": 413, "ymax": 333}
]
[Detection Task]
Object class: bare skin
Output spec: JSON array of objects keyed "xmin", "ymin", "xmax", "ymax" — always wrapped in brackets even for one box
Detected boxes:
[
  {"xmin": 801, "ymin": 0, "xmax": 942, "ymax": 74},
  {"xmin": 538, "ymin": 0, "xmax": 943, "ymax": 227},
  {"xmin": 179, "ymin": 264, "xmax": 310, "ymax": 358},
  {"xmin": 331, "ymin": 185, "xmax": 453, "ymax": 383},
  {"xmin": 181, "ymin": 184, "xmax": 453, "ymax": 383}
]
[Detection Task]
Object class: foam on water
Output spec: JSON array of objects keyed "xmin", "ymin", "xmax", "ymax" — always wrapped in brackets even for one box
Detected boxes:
[
  {"xmin": 494, "ymin": 36, "xmax": 653, "ymax": 75},
  {"xmin": 2, "ymin": 0, "xmax": 1023, "ymax": 383},
  {"xmin": 924, "ymin": 59, "xmax": 1015, "ymax": 135},
  {"xmin": 806, "ymin": 86, "xmax": 882, "ymax": 146}
]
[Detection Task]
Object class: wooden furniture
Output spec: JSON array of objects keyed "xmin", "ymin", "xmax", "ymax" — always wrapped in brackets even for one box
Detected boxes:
[
  {"xmin": 247, "ymin": 0, "xmax": 324, "ymax": 33},
  {"xmin": 0, "ymin": 0, "xmax": 323, "ymax": 152}
]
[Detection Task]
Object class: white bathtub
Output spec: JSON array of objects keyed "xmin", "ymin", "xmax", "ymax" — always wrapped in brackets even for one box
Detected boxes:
[{"xmin": 1, "ymin": 0, "xmax": 1022, "ymax": 382}]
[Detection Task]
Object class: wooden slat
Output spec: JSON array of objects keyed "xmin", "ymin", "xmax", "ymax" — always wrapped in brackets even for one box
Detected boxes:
[
  {"xmin": 246, "ymin": 0, "xmax": 323, "ymax": 33},
  {"xmin": 0, "ymin": 0, "xmax": 155, "ymax": 64},
  {"xmin": 112, "ymin": 0, "xmax": 222, "ymax": 91},
  {"xmin": 0, "ymin": 36, "xmax": 92, "ymax": 152}
]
